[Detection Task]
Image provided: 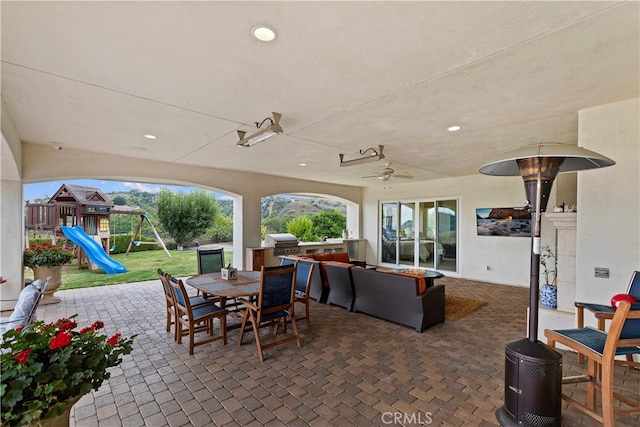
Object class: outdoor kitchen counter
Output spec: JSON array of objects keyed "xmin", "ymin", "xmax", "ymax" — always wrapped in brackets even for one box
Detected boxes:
[
  {"xmin": 298, "ymin": 239, "xmax": 347, "ymax": 254},
  {"xmin": 248, "ymin": 238, "xmax": 366, "ymax": 270}
]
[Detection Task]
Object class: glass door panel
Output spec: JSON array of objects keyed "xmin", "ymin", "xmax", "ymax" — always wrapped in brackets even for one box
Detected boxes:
[
  {"xmin": 418, "ymin": 202, "xmax": 435, "ymax": 268},
  {"xmin": 380, "ymin": 203, "xmax": 398, "ymax": 264},
  {"xmin": 398, "ymin": 203, "xmax": 415, "ymax": 266},
  {"xmin": 437, "ymin": 200, "xmax": 457, "ymax": 272}
]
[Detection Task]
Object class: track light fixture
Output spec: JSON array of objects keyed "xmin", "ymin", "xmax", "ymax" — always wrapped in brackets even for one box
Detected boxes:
[
  {"xmin": 236, "ymin": 112, "xmax": 283, "ymax": 147},
  {"xmin": 339, "ymin": 145, "xmax": 385, "ymax": 167}
]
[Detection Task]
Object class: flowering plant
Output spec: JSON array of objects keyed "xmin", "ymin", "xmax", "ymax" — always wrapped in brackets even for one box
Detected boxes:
[
  {"xmin": 23, "ymin": 244, "xmax": 73, "ymax": 269},
  {"xmin": 0, "ymin": 315, "xmax": 135, "ymax": 426},
  {"xmin": 540, "ymin": 245, "xmax": 557, "ymax": 286}
]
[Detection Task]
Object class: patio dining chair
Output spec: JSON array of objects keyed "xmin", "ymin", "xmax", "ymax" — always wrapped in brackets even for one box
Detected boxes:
[
  {"xmin": 544, "ymin": 300, "xmax": 640, "ymax": 426},
  {"xmin": 196, "ymin": 247, "xmax": 225, "ymax": 300},
  {"xmin": 237, "ymin": 264, "xmax": 301, "ymax": 361},
  {"xmin": 166, "ymin": 273, "xmax": 227, "ymax": 354},
  {"xmin": 197, "ymin": 247, "xmax": 225, "ymax": 274},
  {"xmin": 157, "ymin": 269, "xmax": 210, "ymax": 341}
]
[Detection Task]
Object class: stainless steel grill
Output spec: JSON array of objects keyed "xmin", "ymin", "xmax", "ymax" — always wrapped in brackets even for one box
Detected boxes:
[{"xmin": 263, "ymin": 233, "xmax": 302, "ymax": 256}]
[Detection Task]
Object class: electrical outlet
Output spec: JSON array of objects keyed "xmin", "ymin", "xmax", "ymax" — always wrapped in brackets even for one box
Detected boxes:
[{"xmin": 595, "ymin": 267, "xmax": 609, "ymax": 278}]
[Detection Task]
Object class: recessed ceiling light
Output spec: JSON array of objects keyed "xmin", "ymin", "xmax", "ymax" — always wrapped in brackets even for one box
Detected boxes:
[
  {"xmin": 144, "ymin": 134, "xmax": 157, "ymax": 139},
  {"xmin": 299, "ymin": 163, "xmax": 307, "ymax": 166},
  {"xmin": 252, "ymin": 25, "xmax": 277, "ymax": 42},
  {"xmin": 447, "ymin": 125, "xmax": 462, "ymax": 132}
]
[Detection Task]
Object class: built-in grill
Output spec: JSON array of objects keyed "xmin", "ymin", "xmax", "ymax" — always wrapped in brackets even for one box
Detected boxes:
[{"xmin": 263, "ymin": 233, "xmax": 302, "ymax": 256}]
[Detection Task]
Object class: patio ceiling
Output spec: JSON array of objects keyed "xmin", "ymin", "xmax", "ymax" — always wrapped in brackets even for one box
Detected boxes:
[{"xmin": 1, "ymin": 1, "xmax": 638, "ymax": 187}]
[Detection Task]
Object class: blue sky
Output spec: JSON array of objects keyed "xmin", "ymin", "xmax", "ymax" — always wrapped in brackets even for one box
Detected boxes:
[{"xmin": 23, "ymin": 179, "xmax": 226, "ymax": 203}]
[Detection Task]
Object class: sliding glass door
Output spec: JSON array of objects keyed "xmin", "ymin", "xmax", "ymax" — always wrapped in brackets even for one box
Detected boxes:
[{"xmin": 379, "ymin": 199, "xmax": 457, "ymax": 272}]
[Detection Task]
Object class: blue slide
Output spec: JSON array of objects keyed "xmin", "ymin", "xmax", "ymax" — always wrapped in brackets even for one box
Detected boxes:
[{"xmin": 61, "ymin": 226, "xmax": 127, "ymax": 274}]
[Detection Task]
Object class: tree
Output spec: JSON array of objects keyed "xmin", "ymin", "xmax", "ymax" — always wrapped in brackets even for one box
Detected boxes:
[
  {"xmin": 207, "ymin": 215, "xmax": 233, "ymax": 242},
  {"xmin": 112, "ymin": 195, "xmax": 127, "ymax": 205},
  {"xmin": 157, "ymin": 189, "xmax": 219, "ymax": 247},
  {"xmin": 286, "ymin": 216, "xmax": 316, "ymax": 242},
  {"xmin": 310, "ymin": 209, "xmax": 346, "ymax": 238},
  {"xmin": 262, "ymin": 216, "xmax": 292, "ymax": 234}
]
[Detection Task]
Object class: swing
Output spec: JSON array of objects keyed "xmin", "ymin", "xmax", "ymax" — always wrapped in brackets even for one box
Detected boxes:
[
  {"xmin": 109, "ymin": 218, "xmax": 117, "ymax": 252},
  {"xmin": 126, "ymin": 213, "xmax": 171, "ymax": 257}
]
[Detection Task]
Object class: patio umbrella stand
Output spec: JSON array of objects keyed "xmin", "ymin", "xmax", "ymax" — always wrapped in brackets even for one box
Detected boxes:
[{"xmin": 480, "ymin": 143, "xmax": 615, "ymax": 427}]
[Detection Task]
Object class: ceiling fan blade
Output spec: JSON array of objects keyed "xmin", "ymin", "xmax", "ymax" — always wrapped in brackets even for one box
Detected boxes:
[
  {"xmin": 393, "ymin": 174, "xmax": 414, "ymax": 179},
  {"xmin": 362, "ymin": 174, "xmax": 383, "ymax": 179}
]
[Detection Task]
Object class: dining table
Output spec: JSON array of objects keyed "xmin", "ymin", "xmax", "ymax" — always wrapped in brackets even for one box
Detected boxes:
[
  {"xmin": 185, "ymin": 271, "xmax": 262, "ymax": 329},
  {"xmin": 185, "ymin": 270, "xmax": 261, "ymax": 301}
]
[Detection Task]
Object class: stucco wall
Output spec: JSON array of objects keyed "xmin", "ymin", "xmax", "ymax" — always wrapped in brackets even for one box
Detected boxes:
[{"xmin": 576, "ymin": 98, "xmax": 640, "ymax": 318}]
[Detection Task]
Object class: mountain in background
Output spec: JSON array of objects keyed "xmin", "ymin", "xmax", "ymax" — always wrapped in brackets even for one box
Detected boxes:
[{"xmin": 261, "ymin": 195, "xmax": 345, "ymax": 218}]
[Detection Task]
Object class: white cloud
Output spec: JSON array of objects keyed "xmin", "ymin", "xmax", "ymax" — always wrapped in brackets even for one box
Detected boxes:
[{"xmin": 123, "ymin": 182, "xmax": 162, "ymax": 193}]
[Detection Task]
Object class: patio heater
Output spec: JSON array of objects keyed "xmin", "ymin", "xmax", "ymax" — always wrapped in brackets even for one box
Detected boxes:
[{"xmin": 479, "ymin": 142, "xmax": 615, "ymax": 427}]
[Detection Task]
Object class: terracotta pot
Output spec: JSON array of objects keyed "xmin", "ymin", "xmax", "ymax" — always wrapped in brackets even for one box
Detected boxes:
[{"xmin": 31, "ymin": 265, "xmax": 63, "ymax": 305}]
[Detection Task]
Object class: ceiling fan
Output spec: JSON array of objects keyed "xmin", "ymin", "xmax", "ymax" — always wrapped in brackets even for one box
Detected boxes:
[{"xmin": 362, "ymin": 163, "xmax": 414, "ymax": 182}]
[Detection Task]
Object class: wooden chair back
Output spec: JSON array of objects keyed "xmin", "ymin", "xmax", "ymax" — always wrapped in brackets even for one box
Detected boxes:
[
  {"xmin": 237, "ymin": 264, "xmax": 302, "ymax": 361},
  {"xmin": 197, "ymin": 248, "xmax": 225, "ymax": 274},
  {"xmin": 167, "ymin": 274, "xmax": 227, "ymax": 355}
]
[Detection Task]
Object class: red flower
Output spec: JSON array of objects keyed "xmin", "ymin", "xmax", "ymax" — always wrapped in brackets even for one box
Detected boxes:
[
  {"xmin": 79, "ymin": 326, "xmax": 94, "ymax": 334},
  {"xmin": 92, "ymin": 321, "xmax": 104, "ymax": 330},
  {"xmin": 14, "ymin": 326, "xmax": 24, "ymax": 332},
  {"xmin": 49, "ymin": 331, "xmax": 72, "ymax": 349},
  {"xmin": 14, "ymin": 349, "xmax": 32, "ymax": 364},
  {"xmin": 58, "ymin": 320, "xmax": 77, "ymax": 332},
  {"xmin": 107, "ymin": 333, "xmax": 121, "ymax": 346}
]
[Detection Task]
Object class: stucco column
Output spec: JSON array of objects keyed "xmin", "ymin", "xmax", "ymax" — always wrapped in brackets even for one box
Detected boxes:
[
  {"xmin": 233, "ymin": 193, "xmax": 262, "ymax": 270},
  {"xmin": 0, "ymin": 179, "xmax": 25, "ymax": 311}
]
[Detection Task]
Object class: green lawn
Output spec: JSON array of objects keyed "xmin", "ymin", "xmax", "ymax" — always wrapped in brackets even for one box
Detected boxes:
[{"xmin": 25, "ymin": 249, "xmax": 233, "ymax": 290}]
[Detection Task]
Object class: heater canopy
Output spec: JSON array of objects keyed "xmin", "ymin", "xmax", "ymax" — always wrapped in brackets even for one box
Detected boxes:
[{"xmin": 479, "ymin": 142, "xmax": 615, "ymax": 177}]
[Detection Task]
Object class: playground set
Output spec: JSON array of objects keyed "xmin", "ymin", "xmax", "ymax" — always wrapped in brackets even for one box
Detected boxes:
[{"xmin": 25, "ymin": 184, "xmax": 169, "ymax": 274}]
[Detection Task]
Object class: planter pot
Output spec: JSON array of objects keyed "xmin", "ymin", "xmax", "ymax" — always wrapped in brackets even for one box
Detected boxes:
[
  {"xmin": 31, "ymin": 265, "xmax": 63, "ymax": 305},
  {"xmin": 540, "ymin": 284, "xmax": 557, "ymax": 309},
  {"xmin": 28, "ymin": 395, "xmax": 82, "ymax": 427}
]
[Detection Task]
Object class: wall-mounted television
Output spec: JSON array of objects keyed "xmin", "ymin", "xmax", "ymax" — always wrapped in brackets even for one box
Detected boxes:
[{"xmin": 476, "ymin": 207, "xmax": 531, "ymax": 237}]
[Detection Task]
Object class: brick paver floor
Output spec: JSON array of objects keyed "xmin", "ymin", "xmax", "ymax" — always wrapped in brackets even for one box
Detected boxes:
[{"xmin": 37, "ymin": 276, "xmax": 639, "ymax": 426}]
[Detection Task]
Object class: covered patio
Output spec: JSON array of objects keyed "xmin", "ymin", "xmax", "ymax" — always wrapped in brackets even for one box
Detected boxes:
[
  {"xmin": 37, "ymin": 277, "xmax": 638, "ymax": 427},
  {"xmin": 1, "ymin": 3, "xmax": 638, "ymax": 425}
]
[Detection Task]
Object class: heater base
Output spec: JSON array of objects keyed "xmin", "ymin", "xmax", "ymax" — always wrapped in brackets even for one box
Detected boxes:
[
  {"xmin": 501, "ymin": 339, "xmax": 563, "ymax": 427},
  {"xmin": 496, "ymin": 406, "xmax": 519, "ymax": 427}
]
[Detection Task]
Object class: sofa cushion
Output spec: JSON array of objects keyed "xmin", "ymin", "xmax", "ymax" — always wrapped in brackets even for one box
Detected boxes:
[
  {"xmin": 331, "ymin": 252, "xmax": 351, "ymax": 263},
  {"xmin": 313, "ymin": 253, "xmax": 334, "ymax": 262},
  {"xmin": 376, "ymin": 268, "xmax": 427, "ymax": 293},
  {"xmin": 392, "ymin": 272, "xmax": 427, "ymax": 294}
]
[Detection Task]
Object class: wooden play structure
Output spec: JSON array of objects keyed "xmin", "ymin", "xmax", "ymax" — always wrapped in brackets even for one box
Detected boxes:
[{"xmin": 25, "ymin": 184, "xmax": 170, "ymax": 268}]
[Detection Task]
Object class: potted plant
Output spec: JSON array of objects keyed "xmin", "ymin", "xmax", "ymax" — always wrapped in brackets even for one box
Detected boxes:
[
  {"xmin": 540, "ymin": 245, "xmax": 558, "ymax": 308},
  {"xmin": 0, "ymin": 315, "xmax": 135, "ymax": 427},
  {"xmin": 23, "ymin": 244, "xmax": 73, "ymax": 304}
]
